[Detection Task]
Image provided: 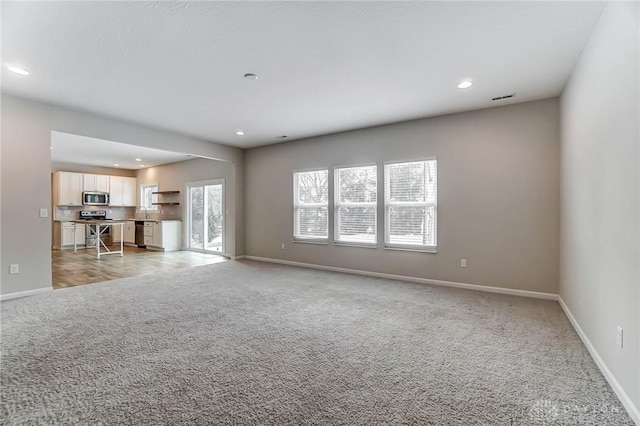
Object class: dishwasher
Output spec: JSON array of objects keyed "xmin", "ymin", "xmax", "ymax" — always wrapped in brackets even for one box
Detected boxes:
[{"xmin": 135, "ymin": 221, "xmax": 146, "ymax": 247}]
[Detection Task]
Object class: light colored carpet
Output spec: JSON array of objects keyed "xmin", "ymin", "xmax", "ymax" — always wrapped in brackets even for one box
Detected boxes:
[{"xmin": 1, "ymin": 260, "xmax": 633, "ymax": 425}]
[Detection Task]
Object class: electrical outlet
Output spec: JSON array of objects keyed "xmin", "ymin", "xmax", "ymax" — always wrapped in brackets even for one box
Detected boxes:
[
  {"xmin": 39, "ymin": 208, "xmax": 48, "ymax": 218},
  {"xmin": 460, "ymin": 258, "xmax": 467, "ymax": 268},
  {"xmin": 616, "ymin": 326, "xmax": 623, "ymax": 348},
  {"xmin": 281, "ymin": 243, "xmax": 285, "ymax": 250},
  {"xmin": 9, "ymin": 264, "xmax": 19, "ymax": 274}
]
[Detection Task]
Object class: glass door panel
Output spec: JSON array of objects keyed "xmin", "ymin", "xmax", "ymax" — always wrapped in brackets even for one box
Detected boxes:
[
  {"xmin": 189, "ymin": 186, "xmax": 204, "ymax": 250},
  {"xmin": 187, "ymin": 181, "xmax": 224, "ymax": 254},
  {"xmin": 205, "ymin": 184, "xmax": 223, "ymax": 252}
]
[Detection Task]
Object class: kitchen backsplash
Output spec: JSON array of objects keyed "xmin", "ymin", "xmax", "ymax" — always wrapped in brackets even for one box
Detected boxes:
[
  {"xmin": 54, "ymin": 205, "xmax": 182, "ymax": 221},
  {"xmin": 133, "ymin": 204, "xmax": 182, "ymax": 220}
]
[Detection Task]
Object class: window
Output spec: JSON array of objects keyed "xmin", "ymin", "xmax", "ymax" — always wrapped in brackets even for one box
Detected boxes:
[
  {"xmin": 384, "ymin": 159, "xmax": 437, "ymax": 251},
  {"xmin": 293, "ymin": 170, "xmax": 328, "ymax": 241},
  {"xmin": 141, "ymin": 184, "xmax": 158, "ymax": 211},
  {"xmin": 334, "ymin": 165, "xmax": 377, "ymax": 245}
]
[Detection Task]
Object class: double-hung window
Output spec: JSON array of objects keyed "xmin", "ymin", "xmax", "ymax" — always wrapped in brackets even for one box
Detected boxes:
[
  {"xmin": 384, "ymin": 159, "xmax": 437, "ymax": 251},
  {"xmin": 334, "ymin": 165, "xmax": 377, "ymax": 245},
  {"xmin": 293, "ymin": 169, "xmax": 328, "ymax": 241},
  {"xmin": 141, "ymin": 184, "xmax": 158, "ymax": 211}
]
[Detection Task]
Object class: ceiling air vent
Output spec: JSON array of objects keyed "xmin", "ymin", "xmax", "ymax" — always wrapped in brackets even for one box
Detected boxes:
[{"xmin": 492, "ymin": 93, "xmax": 516, "ymax": 101}]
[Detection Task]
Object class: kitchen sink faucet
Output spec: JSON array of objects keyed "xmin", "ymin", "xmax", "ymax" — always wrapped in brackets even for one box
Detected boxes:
[{"xmin": 139, "ymin": 206, "xmax": 149, "ymax": 219}]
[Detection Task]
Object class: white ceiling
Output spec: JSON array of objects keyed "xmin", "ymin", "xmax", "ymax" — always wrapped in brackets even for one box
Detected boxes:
[
  {"xmin": 51, "ymin": 131, "xmax": 193, "ymax": 170},
  {"xmin": 3, "ymin": 1, "xmax": 606, "ymax": 148}
]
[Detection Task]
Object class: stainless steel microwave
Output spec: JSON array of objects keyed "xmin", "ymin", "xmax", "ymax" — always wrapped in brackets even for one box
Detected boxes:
[{"xmin": 83, "ymin": 191, "xmax": 110, "ymax": 206}]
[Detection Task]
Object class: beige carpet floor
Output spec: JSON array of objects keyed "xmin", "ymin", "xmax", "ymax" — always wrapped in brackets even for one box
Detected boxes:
[{"xmin": 0, "ymin": 260, "xmax": 633, "ymax": 425}]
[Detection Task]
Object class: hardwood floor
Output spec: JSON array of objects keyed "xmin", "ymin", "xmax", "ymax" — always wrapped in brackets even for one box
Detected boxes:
[{"xmin": 52, "ymin": 246, "xmax": 228, "ymax": 289}]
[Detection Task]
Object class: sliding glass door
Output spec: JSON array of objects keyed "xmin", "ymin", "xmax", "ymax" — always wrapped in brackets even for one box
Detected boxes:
[{"xmin": 186, "ymin": 180, "xmax": 224, "ymax": 254}]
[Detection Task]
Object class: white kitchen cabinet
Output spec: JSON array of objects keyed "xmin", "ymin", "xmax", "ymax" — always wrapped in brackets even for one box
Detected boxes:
[
  {"xmin": 112, "ymin": 223, "xmax": 122, "ymax": 243},
  {"xmin": 61, "ymin": 224, "xmax": 74, "ymax": 246},
  {"xmin": 109, "ymin": 176, "xmax": 123, "ymax": 206},
  {"xmin": 143, "ymin": 220, "xmax": 181, "ymax": 251},
  {"xmin": 109, "ymin": 176, "xmax": 137, "ymax": 206},
  {"xmin": 57, "ymin": 222, "xmax": 85, "ymax": 248},
  {"xmin": 74, "ymin": 224, "xmax": 85, "ymax": 245},
  {"xmin": 53, "ymin": 172, "xmax": 83, "ymax": 206},
  {"xmin": 123, "ymin": 177, "xmax": 136, "ymax": 206},
  {"xmin": 83, "ymin": 174, "xmax": 110, "ymax": 192},
  {"xmin": 124, "ymin": 221, "xmax": 135, "ymax": 244},
  {"xmin": 152, "ymin": 222, "xmax": 163, "ymax": 247}
]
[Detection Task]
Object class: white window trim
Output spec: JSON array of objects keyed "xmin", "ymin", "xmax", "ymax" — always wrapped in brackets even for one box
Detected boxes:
[
  {"xmin": 293, "ymin": 169, "xmax": 329, "ymax": 243},
  {"xmin": 140, "ymin": 183, "xmax": 158, "ymax": 211},
  {"xmin": 184, "ymin": 179, "xmax": 226, "ymax": 255},
  {"xmin": 333, "ymin": 164, "xmax": 378, "ymax": 248},
  {"xmin": 383, "ymin": 158, "xmax": 438, "ymax": 253}
]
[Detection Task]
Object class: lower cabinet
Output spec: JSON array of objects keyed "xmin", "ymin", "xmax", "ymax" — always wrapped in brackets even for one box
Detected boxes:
[
  {"xmin": 144, "ymin": 222, "xmax": 154, "ymax": 246},
  {"xmin": 112, "ymin": 223, "xmax": 122, "ymax": 243},
  {"xmin": 55, "ymin": 222, "xmax": 85, "ymax": 249},
  {"xmin": 124, "ymin": 221, "xmax": 135, "ymax": 244},
  {"xmin": 143, "ymin": 220, "xmax": 181, "ymax": 251}
]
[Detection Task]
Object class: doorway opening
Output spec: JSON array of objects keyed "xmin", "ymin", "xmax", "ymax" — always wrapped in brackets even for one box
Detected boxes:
[{"xmin": 186, "ymin": 179, "xmax": 225, "ymax": 255}]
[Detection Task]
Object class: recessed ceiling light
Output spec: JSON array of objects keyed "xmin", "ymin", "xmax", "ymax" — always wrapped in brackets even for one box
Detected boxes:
[
  {"xmin": 114, "ymin": 164, "xmax": 120, "ymax": 167},
  {"xmin": 50, "ymin": 146, "xmax": 54, "ymax": 150},
  {"xmin": 244, "ymin": 73, "xmax": 258, "ymax": 80},
  {"xmin": 457, "ymin": 80, "xmax": 473, "ymax": 89},
  {"xmin": 135, "ymin": 158, "xmax": 142, "ymax": 162},
  {"xmin": 140, "ymin": 164, "xmax": 145, "ymax": 167},
  {"xmin": 236, "ymin": 130, "xmax": 245, "ymax": 136},
  {"xmin": 6, "ymin": 65, "xmax": 30, "ymax": 76}
]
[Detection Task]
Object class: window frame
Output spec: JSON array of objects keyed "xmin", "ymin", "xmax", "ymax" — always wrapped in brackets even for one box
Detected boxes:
[
  {"xmin": 384, "ymin": 158, "xmax": 438, "ymax": 253},
  {"xmin": 140, "ymin": 183, "xmax": 159, "ymax": 211},
  {"xmin": 333, "ymin": 163, "xmax": 378, "ymax": 248},
  {"xmin": 293, "ymin": 168, "xmax": 329, "ymax": 244}
]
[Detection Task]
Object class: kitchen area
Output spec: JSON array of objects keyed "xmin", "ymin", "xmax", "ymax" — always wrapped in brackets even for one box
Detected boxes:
[
  {"xmin": 52, "ymin": 170, "xmax": 182, "ymax": 253},
  {"xmin": 50, "ymin": 131, "xmax": 233, "ymax": 289}
]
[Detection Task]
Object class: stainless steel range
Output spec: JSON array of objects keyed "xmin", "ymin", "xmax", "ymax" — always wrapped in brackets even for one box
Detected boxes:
[
  {"xmin": 78, "ymin": 210, "xmax": 108, "ymax": 220},
  {"xmin": 78, "ymin": 210, "xmax": 112, "ymax": 246}
]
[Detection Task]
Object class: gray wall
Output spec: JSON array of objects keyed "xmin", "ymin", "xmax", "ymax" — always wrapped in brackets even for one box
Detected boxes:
[
  {"xmin": 51, "ymin": 163, "xmax": 137, "ymax": 177},
  {"xmin": 560, "ymin": 1, "xmax": 639, "ymax": 412},
  {"xmin": 137, "ymin": 157, "xmax": 238, "ymax": 257},
  {"xmin": 245, "ymin": 98, "xmax": 560, "ymax": 293},
  {"xmin": 0, "ymin": 94, "xmax": 244, "ymax": 296}
]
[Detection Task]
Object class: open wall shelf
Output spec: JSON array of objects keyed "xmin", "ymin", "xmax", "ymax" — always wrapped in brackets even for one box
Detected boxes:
[{"xmin": 152, "ymin": 190, "xmax": 181, "ymax": 206}]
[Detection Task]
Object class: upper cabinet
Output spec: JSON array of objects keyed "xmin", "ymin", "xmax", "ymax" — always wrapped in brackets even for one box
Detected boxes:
[
  {"xmin": 53, "ymin": 171, "xmax": 136, "ymax": 207},
  {"xmin": 53, "ymin": 171, "xmax": 83, "ymax": 206},
  {"xmin": 83, "ymin": 174, "xmax": 110, "ymax": 193},
  {"xmin": 109, "ymin": 176, "xmax": 137, "ymax": 206}
]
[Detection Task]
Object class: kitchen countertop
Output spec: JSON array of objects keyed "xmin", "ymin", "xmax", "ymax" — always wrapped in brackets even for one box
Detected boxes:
[
  {"xmin": 116, "ymin": 218, "xmax": 181, "ymax": 223},
  {"xmin": 55, "ymin": 218, "xmax": 181, "ymax": 223},
  {"xmin": 70, "ymin": 220, "xmax": 126, "ymax": 224}
]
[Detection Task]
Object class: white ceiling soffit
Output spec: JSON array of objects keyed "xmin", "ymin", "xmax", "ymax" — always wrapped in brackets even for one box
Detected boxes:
[
  {"xmin": 3, "ymin": 1, "xmax": 606, "ymax": 148},
  {"xmin": 50, "ymin": 131, "xmax": 193, "ymax": 170}
]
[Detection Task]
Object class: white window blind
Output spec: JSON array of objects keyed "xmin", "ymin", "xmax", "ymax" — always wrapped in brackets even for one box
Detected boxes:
[
  {"xmin": 293, "ymin": 170, "xmax": 328, "ymax": 241},
  {"xmin": 334, "ymin": 165, "xmax": 377, "ymax": 245},
  {"xmin": 384, "ymin": 160, "xmax": 437, "ymax": 250},
  {"xmin": 141, "ymin": 184, "xmax": 158, "ymax": 211}
]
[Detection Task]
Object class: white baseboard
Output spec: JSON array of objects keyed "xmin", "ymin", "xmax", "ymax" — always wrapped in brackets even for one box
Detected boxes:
[
  {"xmin": 0, "ymin": 287, "xmax": 52, "ymax": 302},
  {"xmin": 242, "ymin": 256, "xmax": 557, "ymax": 300},
  {"xmin": 231, "ymin": 255, "xmax": 246, "ymax": 261},
  {"xmin": 558, "ymin": 297, "xmax": 640, "ymax": 425}
]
